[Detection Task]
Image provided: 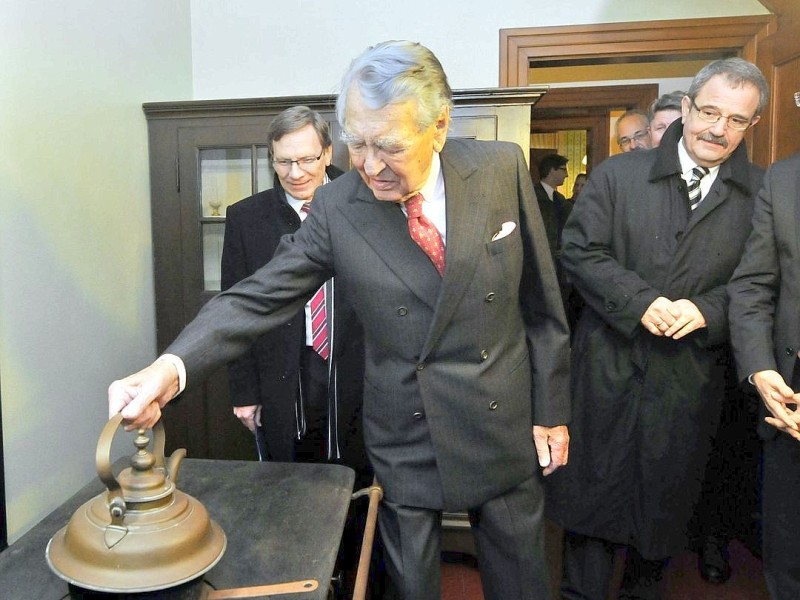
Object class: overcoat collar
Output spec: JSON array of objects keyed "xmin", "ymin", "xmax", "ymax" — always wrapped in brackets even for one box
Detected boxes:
[
  {"xmin": 649, "ymin": 119, "xmax": 756, "ymax": 230},
  {"xmin": 649, "ymin": 119, "xmax": 755, "ymax": 196}
]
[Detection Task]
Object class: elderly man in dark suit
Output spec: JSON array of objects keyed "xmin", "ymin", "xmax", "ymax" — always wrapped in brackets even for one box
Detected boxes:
[
  {"xmin": 221, "ymin": 105, "xmax": 366, "ymax": 476},
  {"xmin": 108, "ymin": 40, "xmax": 570, "ymax": 600},
  {"xmin": 728, "ymin": 148, "xmax": 800, "ymax": 600},
  {"xmin": 546, "ymin": 57, "xmax": 768, "ymax": 600}
]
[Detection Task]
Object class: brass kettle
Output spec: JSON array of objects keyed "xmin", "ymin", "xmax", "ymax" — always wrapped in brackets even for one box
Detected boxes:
[{"xmin": 46, "ymin": 414, "xmax": 226, "ymax": 594}]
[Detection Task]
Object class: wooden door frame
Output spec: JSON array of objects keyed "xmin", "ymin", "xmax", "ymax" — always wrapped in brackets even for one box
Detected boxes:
[
  {"xmin": 499, "ymin": 15, "xmax": 778, "ymax": 166},
  {"xmin": 532, "ymin": 84, "xmax": 659, "ymax": 169}
]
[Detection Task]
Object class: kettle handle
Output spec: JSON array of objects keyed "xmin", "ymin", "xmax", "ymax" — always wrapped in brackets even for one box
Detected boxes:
[{"xmin": 95, "ymin": 415, "xmax": 172, "ymax": 521}]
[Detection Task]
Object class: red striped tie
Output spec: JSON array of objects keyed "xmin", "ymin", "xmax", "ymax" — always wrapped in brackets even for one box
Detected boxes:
[
  {"xmin": 405, "ymin": 193, "xmax": 445, "ymax": 276},
  {"xmin": 301, "ymin": 202, "xmax": 330, "ymax": 360}
]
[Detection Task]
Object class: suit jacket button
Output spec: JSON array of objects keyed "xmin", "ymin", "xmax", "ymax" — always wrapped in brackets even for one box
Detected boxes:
[
  {"xmin": 786, "ymin": 347, "xmax": 795, "ymax": 356},
  {"xmin": 485, "ymin": 292, "xmax": 496, "ymax": 303},
  {"xmin": 605, "ymin": 301, "xmax": 617, "ymax": 311},
  {"xmin": 480, "ymin": 350, "xmax": 489, "ymax": 361},
  {"xmin": 488, "ymin": 401, "xmax": 499, "ymax": 410},
  {"xmin": 416, "ymin": 363, "xmax": 426, "ymax": 371},
  {"xmin": 397, "ymin": 307, "xmax": 408, "ymax": 316},
  {"xmin": 413, "ymin": 411, "xmax": 425, "ymax": 420}
]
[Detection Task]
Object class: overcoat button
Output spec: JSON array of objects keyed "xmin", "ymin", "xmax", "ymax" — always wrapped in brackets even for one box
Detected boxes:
[
  {"xmin": 485, "ymin": 292, "xmax": 496, "ymax": 302},
  {"xmin": 416, "ymin": 363, "xmax": 425, "ymax": 371},
  {"xmin": 397, "ymin": 307, "xmax": 408, "ymax": 316},
  {"xmin": 786, "ymin": 347, "xmax": 795, "ymax": 356},
  {"xmin": 488, "ymin": 401, "xmax": 498, "ymax": 410},
  {"xmin": 413, "ymin": 411, "xmax": 425, "ymax": 420},
  {"xmin": 606, "ymin": 301, "xmax": 617, "ymax": 311},
  {"xmin": 480, "ymin": 350, "xmax": 489, "ymax": 361}
]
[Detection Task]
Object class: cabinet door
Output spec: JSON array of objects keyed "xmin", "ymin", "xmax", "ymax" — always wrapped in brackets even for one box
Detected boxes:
[{"xmin": 168, "ymin": 122, "xmax": 274, "ymax": 460}]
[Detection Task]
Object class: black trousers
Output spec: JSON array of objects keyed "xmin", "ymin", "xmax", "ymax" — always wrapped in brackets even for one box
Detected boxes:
[
  {"xmin": 294, "ymin": 347, "xmax": 329, "ymax": 462},
  {"xmin": 378, "ymin": 475, "xmax": 551, "ymax": 600},
  {"xmin": 762, "ymin": 432, "xmax": 800, "ymax": 599},
  {"xmin": 560, "ymin": 532, "xmax": 666, "ymax": 600}
]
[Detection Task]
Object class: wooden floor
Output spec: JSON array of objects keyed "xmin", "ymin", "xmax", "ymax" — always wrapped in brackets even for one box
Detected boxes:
[{"xmin": 440, "ymin": 537, "xmax": 769, "ymax": 600}]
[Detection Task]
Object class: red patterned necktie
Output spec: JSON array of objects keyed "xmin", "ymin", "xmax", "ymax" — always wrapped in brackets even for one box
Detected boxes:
[
  {"xmin": 405, "ymin": 193, "xmax": 445, "ymax": 276},
  {"xmin": 301, "ymin": 203, "xmax": 330, "ymax": 360}
]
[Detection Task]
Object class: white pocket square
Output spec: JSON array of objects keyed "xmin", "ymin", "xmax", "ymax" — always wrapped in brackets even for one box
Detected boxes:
[{"xmin": 491, "ymin": 221, "xmax": 516, "ymax": 241}]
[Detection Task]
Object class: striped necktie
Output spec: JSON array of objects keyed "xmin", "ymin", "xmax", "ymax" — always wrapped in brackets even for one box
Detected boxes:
[
  {"xmin": 688, "ymin": 166, "xmax": 710, "ymax": 210},
  {"xmin": 405, "ymin": 193, "xmax": 446, "ymax": 276},
  {"xmin": 300, "ymin": 203, "xmax": 330, "ymax": 360}
]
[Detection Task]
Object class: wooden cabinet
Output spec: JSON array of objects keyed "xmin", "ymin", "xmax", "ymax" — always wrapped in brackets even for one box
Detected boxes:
[{"xmin": 142, "ymin": 87, "xmax": 545, "ymax": 461}]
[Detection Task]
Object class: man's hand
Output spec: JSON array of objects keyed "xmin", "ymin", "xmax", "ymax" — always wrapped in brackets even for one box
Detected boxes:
[
  {"xmin": 752, "ymin": 370, "xmax": 800, "ymax": 441},
  {"xmin": 233, "ymin": 405, "xmax": 261, "ymax": 433},
  {"xmin": 108, "ymin": 360, "xmax": 180, "ymax": 430},
  {"xmin": 641, "ymin": 297, "xmax": 706, "ymax": 339},
  {"xmin": 533, "ymin": 425, "xmax": 570, "ymax": 476}
]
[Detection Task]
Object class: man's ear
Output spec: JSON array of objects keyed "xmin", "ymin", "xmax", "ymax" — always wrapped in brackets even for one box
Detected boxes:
[{"xmin": 432, "ymin": 105, "xmax": 450, "ymax": 152}]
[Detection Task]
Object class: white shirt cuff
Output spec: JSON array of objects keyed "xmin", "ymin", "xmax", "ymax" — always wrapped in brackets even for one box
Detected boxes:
[{"xmin": 156, "ymin": 354, "xmax": 187, "ymax": 396}]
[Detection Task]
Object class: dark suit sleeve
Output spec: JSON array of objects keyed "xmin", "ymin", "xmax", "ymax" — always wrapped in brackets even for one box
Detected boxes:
[
  {"xmin": 220, "ymin": 205, "xmax": 262, "ymax": 407},
  {"xmin": 516, "ymin": 150, "xmax": 571, "ymax": 425},
  {"xmin": 728, "ymin": 167, "xmax": 781, "ymax": 381}
]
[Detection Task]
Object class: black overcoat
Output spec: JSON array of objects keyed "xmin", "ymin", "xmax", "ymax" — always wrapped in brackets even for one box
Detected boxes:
[
  {"xmin": 220, "ymin": 166, "xmax": 367, "ymax": 470},
  {"xmin": 545, "ymin": 120, "xmax": 763, "ymax": 559}
]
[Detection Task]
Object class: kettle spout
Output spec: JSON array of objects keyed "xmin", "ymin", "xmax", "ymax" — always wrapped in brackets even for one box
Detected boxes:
[{"xmin": 166, "ymin": 448, "xmax": 187, "ymax": 483}]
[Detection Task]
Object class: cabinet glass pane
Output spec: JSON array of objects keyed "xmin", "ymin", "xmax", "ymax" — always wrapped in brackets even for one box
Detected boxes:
[
  {"xmin": 203, "ymin": 222, "xmax": 225, "ymax": 291},
  {"xmin": 199, "ymin": 148, "xmax": 253, "ymax": 217},
  {"xmin": 255, "ymin": 146, "xmax": 275, "ymax": 193},
  {"xmin": 199, "ymin": 148, "xmax": 252, "ymax": 291}
]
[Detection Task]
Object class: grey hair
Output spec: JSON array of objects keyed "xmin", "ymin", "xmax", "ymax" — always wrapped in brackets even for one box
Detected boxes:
[
  {"xmin": 266, "ymin": 105, "xmax": 332, "ymax": 160},
  {"xmin": 335, "ymin": 40, "xmax": 453, "ymax": 133},
  {"xmin": 649, "ymin": 90, "xmax": 686, "ymax": 119},
  {"xmin": 688, "ymin": 57, "xmax": 769, "ymax": 115}
]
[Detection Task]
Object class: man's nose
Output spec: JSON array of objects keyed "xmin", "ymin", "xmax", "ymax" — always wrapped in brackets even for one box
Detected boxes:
[{"xmin": 363, "ymin": 147, "xmax": 385, "ymax": 176}]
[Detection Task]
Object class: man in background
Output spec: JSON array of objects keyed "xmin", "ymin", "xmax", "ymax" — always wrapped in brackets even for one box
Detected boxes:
[
  {"xmin": 548, "ymin": 57, "xmax": 768, "ymax": 599},
  {"xmin": 534, "ymin": 153, "xmax": 575, "ymax": 330},
  {"xmin": 615, "ymin": 109, "xmax": 653, "ymax": 152},
  {"xmin": 221, "ymin": 106, "xmax": 367, "ymax": 477},
  {"xmin": 108, "ymin": 40, "xmax": 570, "ymax": 600},
  {"xmin": 648, "ymin": 91, "xmax": 685, "ymax": 147}
]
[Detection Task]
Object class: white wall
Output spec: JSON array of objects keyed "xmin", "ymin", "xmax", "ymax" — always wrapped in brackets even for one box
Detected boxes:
[
  {"xmin": 0, "ymin": 0, "xmax": 193, "ymax": 543},
  {"xmin": 190, "ymin": 0, "xmax": 768, "ymax": 99}
]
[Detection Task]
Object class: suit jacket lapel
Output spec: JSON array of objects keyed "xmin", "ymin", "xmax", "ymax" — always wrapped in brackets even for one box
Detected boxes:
[
  {"xmin": 340, "ymin": 182, "xmax": 442, "ymax": 311},
  {"xmin": 420, "ymin": 144, "xmax": 486, "ymax": 360}
]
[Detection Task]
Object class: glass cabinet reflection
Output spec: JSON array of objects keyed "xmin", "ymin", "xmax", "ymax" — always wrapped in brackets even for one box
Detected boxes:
[{"xmin": 199, "ymin": 146, "xmax": 274, "ymax": 291}]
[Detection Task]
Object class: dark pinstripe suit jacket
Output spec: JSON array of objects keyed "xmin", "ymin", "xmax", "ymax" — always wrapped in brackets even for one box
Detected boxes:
[{"xmin": 166, "ymin": 137, "xmax": 570, "ymax": 511}]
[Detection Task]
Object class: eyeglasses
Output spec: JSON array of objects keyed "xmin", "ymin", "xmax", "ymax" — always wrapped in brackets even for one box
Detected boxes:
[
  {"xmin": 272, "ymin": 150, "xmax": 324, "ymax": 171},
  {"xmin": 618, "ymin": 129, "xmax": 650, "ymax": 148},
  {"xmin": 690, "ymin": 99, "xmax": 753, "ymax": 131}
]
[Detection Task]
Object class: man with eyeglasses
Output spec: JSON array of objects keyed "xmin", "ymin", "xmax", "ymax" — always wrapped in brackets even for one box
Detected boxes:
[
  {"xmin": 547, "ymin": 57, "xmax": 768, "ymax": 600},
  {"xmin": 615, "ymin": 109, "xmax": 653, "ymax": 152},
  {"xmin": 221, "ymin": 105, "xmax": 367, "ymax": 480}
]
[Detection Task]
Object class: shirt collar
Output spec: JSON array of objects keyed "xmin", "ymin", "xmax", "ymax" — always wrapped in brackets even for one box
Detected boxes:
[
  {"xmin": 677, "ymin": 137, "xmax": 720, "ymax": 181},
  {"xmin": 540, "ymin": 181, "xmax": 555, "ymax": 201}
]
